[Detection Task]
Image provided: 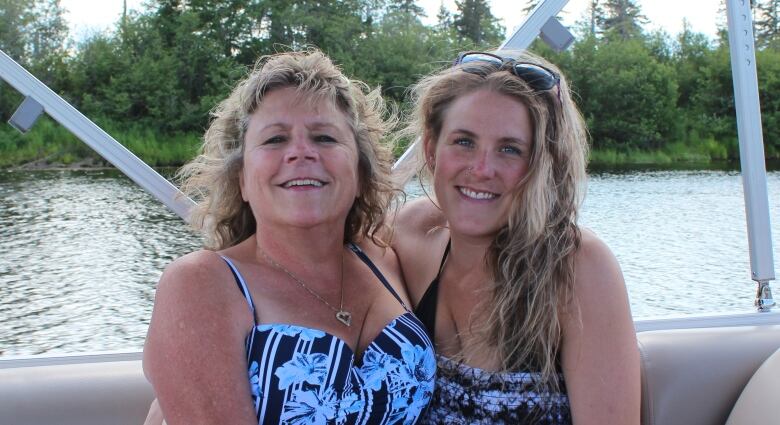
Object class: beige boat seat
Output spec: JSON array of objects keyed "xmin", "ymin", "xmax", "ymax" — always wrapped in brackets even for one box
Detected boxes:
[
  {"xmin": 638, "ymin": 324, "xmax": 780, "ymax": 425},
  {"xmin": 725, "ymin": 346, "xmax": 780, "ymax": 425},
  {"xmin": 0, "ymin": 356, "xmax": 153, "ymax": 425}
]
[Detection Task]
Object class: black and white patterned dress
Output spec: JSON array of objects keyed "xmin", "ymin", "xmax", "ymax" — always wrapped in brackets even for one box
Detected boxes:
[
  {"xmin": 414, "ymin": 242, "xmax": 572, "ymax": 424},
  {"xmin": 420, "ymin": 354, "xmax": 570, "ymax": 424}
]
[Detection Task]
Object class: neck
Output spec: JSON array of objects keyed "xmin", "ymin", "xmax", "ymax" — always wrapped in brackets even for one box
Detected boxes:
[
  {"xmin": 446, "ymin": 231, "xmax": 494, "ymax": 285},
  {"xmin": 253, "ymin": 222, "xmax": 347, "ymax": 276}
]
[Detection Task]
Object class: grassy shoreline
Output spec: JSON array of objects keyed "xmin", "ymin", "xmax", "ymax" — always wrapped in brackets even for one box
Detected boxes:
[{"xmin": 1, "ymin": 117, "xmax": 775, "ymax": 171}]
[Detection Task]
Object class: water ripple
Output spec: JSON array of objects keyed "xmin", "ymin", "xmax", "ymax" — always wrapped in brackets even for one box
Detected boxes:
[{"xmin": 1, "ymin": 169, "xmax": 779, "ymax": 356}]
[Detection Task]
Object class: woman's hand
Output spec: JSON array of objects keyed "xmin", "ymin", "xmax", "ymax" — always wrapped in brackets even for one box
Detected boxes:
[{"xmin": 561, "ymin": 229, "xmax": 641, "ymax": 425}]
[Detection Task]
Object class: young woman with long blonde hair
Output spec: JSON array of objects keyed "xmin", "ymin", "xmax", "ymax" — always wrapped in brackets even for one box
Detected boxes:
[{"xmin": 393, "ymin": 51, "xmax": 640, "ymax": 424}]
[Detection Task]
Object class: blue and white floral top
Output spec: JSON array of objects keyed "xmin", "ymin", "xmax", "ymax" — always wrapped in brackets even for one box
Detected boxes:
[{"xmin": 221, "ymin": 243, "xmax": 436, "ymax": 425}]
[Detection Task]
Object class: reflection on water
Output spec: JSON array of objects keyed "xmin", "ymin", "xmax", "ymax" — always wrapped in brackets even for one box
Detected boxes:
[
  {"xmin": 0, "ymin": 170, "xmax": 202, "ymax": 356},
  {"xmin": 1, "ymin": 169, "xmax": 779, "ymax": 356}
]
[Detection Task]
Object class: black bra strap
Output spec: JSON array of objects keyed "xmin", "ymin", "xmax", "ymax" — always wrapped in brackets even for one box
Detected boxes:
[
  {"xmin": 412, "ymin": 240, "xmax": 450, "ymax": 341},
  {"xmin": 348, "ymin": 243, "xmax": 409, "ymax": 310},
  {"xmin": 436, "ymin": 240, "xmax": 451, "ymax": 275}
]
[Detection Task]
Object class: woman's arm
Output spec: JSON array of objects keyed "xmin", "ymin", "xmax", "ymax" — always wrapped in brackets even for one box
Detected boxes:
[
  {"xmin": 143, "ymin": 250, "xmax": 257, "ymax": 425},
  {"xmin": 560, "ymin": 229, "xmax": 640, "ymax": 425}
]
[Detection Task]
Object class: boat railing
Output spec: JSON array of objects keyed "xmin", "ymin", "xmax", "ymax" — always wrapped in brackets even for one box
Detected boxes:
[
  {"xmin": 0, "ymin": 51, "xmax": 196, "ymax": 221},
  {"xmin": 0, "ymin": 0, "xmax": 775, "ymax": 312}
]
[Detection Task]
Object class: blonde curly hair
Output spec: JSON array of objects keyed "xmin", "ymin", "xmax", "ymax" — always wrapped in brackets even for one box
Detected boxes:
[{"xmin": 179, "ymin": 49, "xmax": 396, "ymax": 249}]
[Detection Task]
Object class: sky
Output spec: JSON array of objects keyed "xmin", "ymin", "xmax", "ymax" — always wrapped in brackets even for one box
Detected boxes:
[{"xmin": 59, "ymin": 0, "xmax": 723, "ymax": 42}]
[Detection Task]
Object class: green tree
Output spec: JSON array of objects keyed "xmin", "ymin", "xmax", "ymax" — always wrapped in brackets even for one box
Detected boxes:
[
  {"xmin": 453, "ymin": 0, "xmax": 504, "ymax": 48},
  {"xmin": 585, "ymin": 0, "xmax": 605, "ymax": 37},
  {"xmin": 756, "ymin": 48, "xmax": 780, "ymax": 155},
  {"xmin": 755, "ymin": 0, "xmax": 780, "ymax": 49},
  {"xmin": 387, "ymin": 0, "xmax": 425, "ymax": 18},
  {"xmin": 602, "ymin": 0, "xmax": 647, "ymax": 41},
  {"xmin": 435, "ymin": 0, "xmax": 452, "ymax": 30},
  {"xmin": 0, "ymin": 0, "xmax": 32, "ymax": 62},
  {"xmin": 571, "ymin": 39, "xmax": 678, "ymax": 150},
  {"xmin": 522, "ymin": 0, "xmax": 539, "ymax": 15}
]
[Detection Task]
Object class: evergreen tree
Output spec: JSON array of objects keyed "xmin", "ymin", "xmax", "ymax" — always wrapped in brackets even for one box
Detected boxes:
[
  {"xmin": 453, "ymin": 0, "xmax": 504, "ymax": 48},
  {"xmin": 27, "ymin": 0, "xmax": 68, "ymax": 63},
  {"xmin": 586, "ymin": 0, "xmax": 605, "ymax": 36},
  {"xmin": 387, "ymin": 0, "xmax": 425, "ymax": 19},
  {"xmin": 522, "ymin": 0, "xmax": 540, "ymax": 15},
  {"xmin": 435, "ymin": 0, "xmax": 452, "ymax": 31},
  {"xmin": 755, "ymin": 0, "xmax": 780, "ymax": 49},
  {"xmin": 602, "ymin": 0, "xmax": 647, "ymax": 40}
]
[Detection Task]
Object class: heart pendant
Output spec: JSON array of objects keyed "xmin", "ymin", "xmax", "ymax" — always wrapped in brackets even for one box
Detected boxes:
[{"xmin": 335, "ymin": 310, "xmax": 352, "ymax": 327}]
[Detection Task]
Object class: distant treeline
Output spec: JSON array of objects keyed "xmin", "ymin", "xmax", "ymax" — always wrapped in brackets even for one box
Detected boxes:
[{"xmin": 3, "ymin": 0, "xmax": 780, "ymax": 168}]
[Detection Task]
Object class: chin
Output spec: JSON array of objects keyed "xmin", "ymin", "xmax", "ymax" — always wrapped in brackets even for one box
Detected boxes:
[{"xmin": 449, "ymin": 221, "xmax": 502, "ymax": 240}]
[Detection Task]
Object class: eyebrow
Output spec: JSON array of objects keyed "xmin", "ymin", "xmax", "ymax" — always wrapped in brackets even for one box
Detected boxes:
[
  {"xmin": 450, "ymin": 128, "xmax": 530, "ymax": 145},
  {"xmin": 307, "ymin": 122, "xmax": 346, "ymax": 132},
  {"xmin": 257, "ymin": 122, "xmax": 346, "ymax": 133}
]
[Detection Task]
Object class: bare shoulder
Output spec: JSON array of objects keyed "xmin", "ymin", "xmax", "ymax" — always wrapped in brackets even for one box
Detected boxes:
[
  {"xmin": 393, "ymin": 197, "xmax": 446, "ymax": 237},
  {"xmin": 573, "ymin": 228, "xmax": 623, "ymax": 293},
  {"xmin": 144, "ymin": 249, "xmax": 252, "ymax": 374},
  {"xmin": 159, "ymin": 249, "xmax": 229, "ymax": 286},
  {"xmin": 355, "ymin": 238, "xmax": 411, "ymax": 306},
  {"xmin": 391, "ymin": 197, "xmax": 449, "ymax": 307},
  {"xmin": 143, "ymin": 249, "xmax": 257, "ymax": 423},
  {"xmin": 153, "ymin": 250, "xmax": 245, "ymax": 313}
]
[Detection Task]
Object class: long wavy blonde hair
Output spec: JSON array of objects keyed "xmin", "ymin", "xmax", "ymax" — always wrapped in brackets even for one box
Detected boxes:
[
  {"xmin": 178, "ymin": 49, "xmax": 397, "ymax": 249},
  {"xmin": 406, "ymin": 51, "xmax": 588, "ymax": 394}
]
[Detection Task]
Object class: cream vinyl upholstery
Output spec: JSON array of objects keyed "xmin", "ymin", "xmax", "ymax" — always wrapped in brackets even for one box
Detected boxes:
[
  {"xmin": 725, "ymin": 346, "xmax": 780, "ymax": 425},
  {"xmin": 0, "ymin": 358, "xmax": 153, "ymax": 425},
  {"xmin": 1, "ymin": 324, "xmax": 779, "ymax": 425},
  {"xmin": 638, "ymin": 325, "xmax": 780, "ymax": 425}
]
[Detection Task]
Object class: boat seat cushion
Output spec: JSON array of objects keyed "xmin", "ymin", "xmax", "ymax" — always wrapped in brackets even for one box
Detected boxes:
[
  {"xmin": 638, "ymin": 324, "xmax": 780, "ymax": 425},
  {"xmin": 0, "ymin": 358, "xmax": 153, "ymax": 425},
  {"xmin": 725, "ymin": 346, "xmax": 780, "ymax": 425}
]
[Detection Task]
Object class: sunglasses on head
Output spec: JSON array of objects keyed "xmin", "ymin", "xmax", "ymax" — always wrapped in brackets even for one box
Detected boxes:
[{"xmin": 453, "ymin": 51, "xmax": 561, "ymax": 93}]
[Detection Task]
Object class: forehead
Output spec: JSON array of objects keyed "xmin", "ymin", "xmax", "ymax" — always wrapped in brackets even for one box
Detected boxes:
[
  {"xmin": 439, "ymin": 89, "xmax": 533, "ymax": 144},
  {"xmin": 248, "ymin": 87, "xmax": 353, "ymax": 132}
]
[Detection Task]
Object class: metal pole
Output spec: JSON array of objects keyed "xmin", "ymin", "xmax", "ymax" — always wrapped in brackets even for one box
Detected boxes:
[
  {"xmin": 725, "ymin": 0, "xmax": 776, "ymax": 311},
  {"xmin": 500, "ymin": 0, "xmax": 570, "ymax": 50},
  {"xmin": 0, "ymin": 50, "xmax": 195, "ymax": 222}
]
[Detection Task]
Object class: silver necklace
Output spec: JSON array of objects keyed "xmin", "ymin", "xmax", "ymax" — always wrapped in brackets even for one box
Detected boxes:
[{"xmin": 258, "ymin": 245, "xmax": 351, "ymax": 327}]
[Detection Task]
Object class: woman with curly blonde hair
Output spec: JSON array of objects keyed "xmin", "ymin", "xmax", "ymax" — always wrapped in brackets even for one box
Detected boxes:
[
  {"xmin": 393, "ymin": 51, "xmax": 639, "ymax": 424},
  {"xmin": 144, "ymin": 50, "xmax": 435, "ymax": 425}
]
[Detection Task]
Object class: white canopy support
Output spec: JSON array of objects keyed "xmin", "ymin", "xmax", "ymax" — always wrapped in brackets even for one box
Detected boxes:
[
  {"xmin": 0, "ymin": 50, "xmax": 196, "ymax": 222},
  {"xmin": 392, "ymin": 0, "xmax": 572, "ymax": 175},
  {"xmin": 500, "ymin": 0, "xmax": 571, "ymax": 51},
  {"xmin": 725, "ymin": 0, "xmax": 776, "ymax": 311}
]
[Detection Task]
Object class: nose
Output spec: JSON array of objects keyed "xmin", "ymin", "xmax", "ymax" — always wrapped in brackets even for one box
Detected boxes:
[
  {"xmin": 284, "ymin": 133, "xmax": 317, "ymax": 163},
  {"xmin": 469, "ymin": 150, "xmax": 496, "ymax": 179}
]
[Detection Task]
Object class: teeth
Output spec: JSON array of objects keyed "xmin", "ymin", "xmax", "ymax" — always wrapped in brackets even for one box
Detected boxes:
[
  {"xmin": 459, "ymin": 187, "xmax": 497, "ymax": 200},
  {"xmin": 284, "ymin": 179, "xmax": 324, "ymax": 188}
]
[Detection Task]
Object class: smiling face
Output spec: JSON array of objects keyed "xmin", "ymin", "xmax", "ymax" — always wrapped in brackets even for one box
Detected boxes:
[
  {"xmin": 426, "ymin": 88, "xmax": 534, "ymax": 240},
  {"xmin": 240, "ymin": 86, "xmax": 360, "ymax": 232}
]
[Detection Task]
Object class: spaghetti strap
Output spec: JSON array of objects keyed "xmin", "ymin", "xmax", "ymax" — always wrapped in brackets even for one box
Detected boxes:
[
  {"xmin": 413, "ymin": 240, "xmax": 450, "ymax": 340},
  {"xmin": 347, "ymin": 243, "xmax": 408, "ymax": 310},
  {"xmin": 219, "ymin": 255, "xmax": 258, "ymax": 325}
]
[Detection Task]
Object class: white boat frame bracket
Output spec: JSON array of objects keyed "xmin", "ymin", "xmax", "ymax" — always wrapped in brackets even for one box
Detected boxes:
[{"xmin": 726, "ymin": 0, "xmax": 776, "ymax": 311}]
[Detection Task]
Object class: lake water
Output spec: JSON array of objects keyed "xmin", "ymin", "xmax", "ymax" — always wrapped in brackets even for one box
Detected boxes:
[{"xmin": 1, "ymin": 168, "xmax": 779, "ymax": 357}]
